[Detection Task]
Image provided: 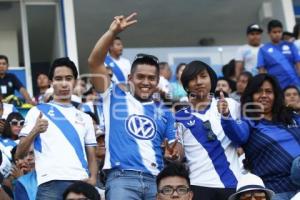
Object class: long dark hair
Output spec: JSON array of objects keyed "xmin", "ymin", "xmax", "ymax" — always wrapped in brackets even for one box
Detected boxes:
[
  {"xmin": 241, "ymin": 74, "xmax": 293, "ymax": 125},
  {"xmin": 2, "ymin": 112, "xmax": 24, "ymax": 139}
]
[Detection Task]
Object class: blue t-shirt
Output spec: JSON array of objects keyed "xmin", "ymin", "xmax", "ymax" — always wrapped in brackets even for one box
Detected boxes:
[
  {"xmin": 222, "ymin": 116, "xmax": 300, "ymax": 193},
  {"xmin": 257, "ymin": 41, "xmax": 300, "ymax": 88}
]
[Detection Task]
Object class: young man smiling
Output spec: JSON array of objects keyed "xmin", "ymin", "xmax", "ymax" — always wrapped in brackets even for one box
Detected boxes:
[
  {"xmin": 16, "ymin": 57, "xmax": 98, "ymax": 200},
  {"xmin": 88, "ymin": 13, "xmax": 182, "ymax": 200}
]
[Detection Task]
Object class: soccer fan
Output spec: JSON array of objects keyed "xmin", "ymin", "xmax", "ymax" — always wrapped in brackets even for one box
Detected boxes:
[
  {"xmin": 88, "ymin": 13, "xmax": 181, "ymax": 200},
  {"xmin": 175, "ymin": 60, "xmax": 241, "ymax": 200},
  {"xmin": 221, "ymin": 74, "xmax": 300, "ymax": 200},
  {"xmin": 16, "ymin": 57, "xmax": 98, "ymax": 200},
  {"xmin": 257, "ymin": 19, "xmax": 300, "ymax": 89}
]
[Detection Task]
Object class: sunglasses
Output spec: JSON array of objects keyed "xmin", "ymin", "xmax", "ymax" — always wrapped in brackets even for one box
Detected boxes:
[
  {"xmin": 239, "ymin": 191, "xmax": 267, "ymax": 200},
  {"xmin": 10, "ymin": 119, "xmax": 25, "ymax": 126},
  {"xmin": 203, "ymin": 121, "xmax": 217, "ymax": 141},
  {"xmin": 133, "ymin": 53, "xmax": 159, "ymax": 64}
]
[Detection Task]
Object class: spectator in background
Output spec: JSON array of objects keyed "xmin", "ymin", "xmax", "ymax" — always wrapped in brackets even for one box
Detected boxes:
[
  {"xmin": 104, "ymin": 36, "xmax": 131, "ymax": 83},
  {"xmin": 0, "ymin": 112, "xmax": 24, "ymax": 155},
  {"xmin": 170, "ymin": 63, "xmax": 187, "ymax": 102},
  {"xmin": 228, "ymin": 173, "xmax": 274, "ymax": 200},
  {"xmin": 158, "ymin": 62, "xmax": 172, "ymax": 99},
  {"xmin": 73, "ymin": 78, "xmax": 87, "ymax": 101},
  {"xmin": 283, "ymin": 85, "xmax": 300, "ymax": 113},
  {"xmin": 82, "ymin": 87, "xmax": 98, "ymax": 103},
  {"xmin": 293, "ymin": 23, "xmax": 300, "ymax": 52},
  {"xmin": 222, "ymin": 59, "xmax": 236, "ymax": 92},
  {"xmin": 257, "ymin": 19, "xmax": 300, "ymax": 89},
  {"xmin": 11, "ymin": 145, "xmax": 37, "ymax": 200},
  {"xmin": 156, "ymin": 163, "xmax": 193, "ymax": 200},
  {"xmin": 0, "ymin": 55, "xmax": 35, "ymax": 105},
  {"xmin": 63, "ymin": 181, "xmax": 100, "ymax": 200},
  {"xmin": 34, "ymin": 73, "xmax": 50, "ymax": 104},
  {"xmin": 282, "ymin": 31, "xmax": 295, "ymax": 42},
  {"xmin": 215, "ymin": 77, "xmax": 232, "ymax": 96},
  {"xmin": 221, "ymin": 74, "xmax": 300, "ymax": 200},
  {"xmin": 235, "ymin": 24, "xmax": 263, "ymax": 77},
  {"xmin": 230, "ymin": 72, "xmax": 253, "ymax": 102}
]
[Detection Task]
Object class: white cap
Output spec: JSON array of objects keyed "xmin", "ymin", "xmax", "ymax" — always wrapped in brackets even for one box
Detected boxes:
[{"xmin": 228, "ymin": 173, "xmax": 274, "ymax": 200}]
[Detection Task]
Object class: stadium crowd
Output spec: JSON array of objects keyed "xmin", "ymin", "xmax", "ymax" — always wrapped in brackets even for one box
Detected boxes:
[{"xmin": 0, "ymin": 12, "xmax": 299, "ymax": 200}]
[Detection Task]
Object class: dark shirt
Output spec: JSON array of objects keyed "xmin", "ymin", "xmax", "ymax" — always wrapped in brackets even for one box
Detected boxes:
[{"xmin": 0, "ymin": 73, "xmax": 23, "ymax": 97}]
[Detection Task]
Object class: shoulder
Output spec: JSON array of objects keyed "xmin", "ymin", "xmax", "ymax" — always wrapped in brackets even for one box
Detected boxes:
[
  {"xmin": 175, "ymin": 106, "xmax": 190, "ymax": 118},
  {"xmin": 5, "ymin": 73, "xmax": 17, "ymax": 78}
]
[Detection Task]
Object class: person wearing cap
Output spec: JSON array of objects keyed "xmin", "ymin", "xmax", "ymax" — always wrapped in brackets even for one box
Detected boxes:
[
  {"xmin": 257, "ymin": 19, "xmax": 300, "ymax": 89},
  {"xmin": 228, "ymin": 173, "xmax": 274, "ymax": 200},
  {"xmin": 235, "ymin": 24, "xmax": 263, "ymax": 78}
]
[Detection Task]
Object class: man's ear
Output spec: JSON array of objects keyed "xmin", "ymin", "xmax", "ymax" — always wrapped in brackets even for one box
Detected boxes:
[{"xmin": 128, "ymin": 74, "xmax": 132, "ymax": 81}]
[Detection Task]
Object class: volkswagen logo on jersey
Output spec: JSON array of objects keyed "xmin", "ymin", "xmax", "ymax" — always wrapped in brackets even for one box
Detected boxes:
[{"xmin": 126, "ymin": 114, "xmax": 156, "ymax": 140}]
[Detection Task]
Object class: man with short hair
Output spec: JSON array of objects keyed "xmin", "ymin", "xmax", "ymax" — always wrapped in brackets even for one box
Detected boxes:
[
  {"xmin": 156, "ymin": 163, "xmax": 193, "ymax": 200},
  {"xmin": 257, "ymin": 19, "xmax": 300, "ymax": 88},
  {"xmin": 235, "ymin": 24, "xmax": 263, "ymax": 77},
  {"xmin": 35, "ymin": 73, "xmax": 50, "ymax": 103},
  {"xmin": 63, "ymin": 181, "xmax": 100, "ymax": 200},
  {"xmin": 105, "ymin": 36, "xmax": 131, "ymax": 83},
  {"xmin": 16, "ymin": 57, "xmax": 98, "ymax": 200},
  {"xmin": 0, "ymin": 55, "xmax": 34, "ymax": 105},
  {"xmin": 88, "ymin": 13, "xmax": 181, "ymax": 200}
]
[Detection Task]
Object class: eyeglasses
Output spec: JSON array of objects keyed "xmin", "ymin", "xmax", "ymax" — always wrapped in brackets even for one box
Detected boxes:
[
  {"xmin": 239, "ymin": 191, "xmax": 267, "ymax": 200},
  {"xmin": 133, "ymin": 53, "xmax": 159, "ymax": 64},
  {"xmin": 158, "ymin": 185, "xmax": 190, "ymax": 196},
  {"xmin": 65, "ymin": 198, "xmax": 90, "ymax": 200},
  {"xmin": 203, "ymin": 121, "xmax": 217, "ymax": 141},
  {"xmin": 10, "ymin": 119, "xmax": 25, "ymax": 126}
]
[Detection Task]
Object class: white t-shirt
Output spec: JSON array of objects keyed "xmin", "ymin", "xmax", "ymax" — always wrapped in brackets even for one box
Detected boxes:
[
  {"xmin": 235, "ymin": 44, "xmax": 262, "ymax": 75},
  {"xmin": 19, "ymin": 102, "xmax": 97, "ymax": 185},
  {"xmin": 2, "ymin": 103, "xmax": 18, "ymax": 119},
  {"xmin": 158, "ymin": 76, "xmax": 170, "ymax": 94}
]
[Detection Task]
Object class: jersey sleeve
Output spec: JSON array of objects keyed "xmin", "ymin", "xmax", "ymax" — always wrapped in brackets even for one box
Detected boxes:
[
  {"xmin": 164, "ymin": 111, "xmax": 177, "ymax": 143},
  {"xmin": 291, "ymin": 43, "xmax": 300, "ymax": 63},
  {"xmin": 19, "ymin": 107, "xmax": 40, "ymax": 137},
  {"xmin": 234, "ymin": 46, "xmax": 244, "ymax": 62},
  {"xmin": 10, "ymin": 74, "xmax": 24, "ymax": 91}
]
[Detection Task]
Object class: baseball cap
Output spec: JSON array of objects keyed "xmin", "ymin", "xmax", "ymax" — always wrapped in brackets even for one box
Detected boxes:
[{"xmin": 247, "ymin": 24, "xmax": 263, "ymax": 34}]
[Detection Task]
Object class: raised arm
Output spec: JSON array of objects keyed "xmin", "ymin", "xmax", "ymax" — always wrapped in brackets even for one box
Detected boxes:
[
  {"xmin": 16, "ymin": 112, "xmax": 48, "ymax": 159},
  {"xmin": 88, "ymin": 13, "xmax": 137, "ymax": 93},
  {"xmin": 217, "ymin": 91, "xmax": 250, "ymax": 145}
]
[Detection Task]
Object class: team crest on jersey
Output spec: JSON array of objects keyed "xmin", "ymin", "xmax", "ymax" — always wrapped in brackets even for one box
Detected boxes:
[
  {"xmin": 267, "ymin": 48, "xmax": 273, "ymax": 53},
  {"xmin": 126, "ymin": 114, "xmax": 156, "ymax": 140},
  {"xmin": 109, "ymin": 62, "xmax": 115, "ymax": 67},
  {"xmin": 8, "ymin": 82, "xmax": 12, "ymax": 87}
]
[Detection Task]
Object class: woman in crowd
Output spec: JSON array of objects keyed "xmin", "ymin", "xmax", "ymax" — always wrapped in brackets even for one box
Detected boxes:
[
  {"xmin": 170, "ymin": 63, "xmax": 187, "ymax": 101},
  {"xmin": 175, "ymin": 60, "xmax": 241, "ymax": 200},
  {"xmin": 221, "ymin": 74, "xmax": 300, "ymax": 200},
  {"xmin": 0, "ymin": 112, "xmax": 24, "ymax": 161}
]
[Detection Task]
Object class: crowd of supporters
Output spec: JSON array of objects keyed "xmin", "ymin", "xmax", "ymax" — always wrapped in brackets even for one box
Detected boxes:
[{"xmin": 0, "ymin": 12, "xmax": 299, "ymax": 200}]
